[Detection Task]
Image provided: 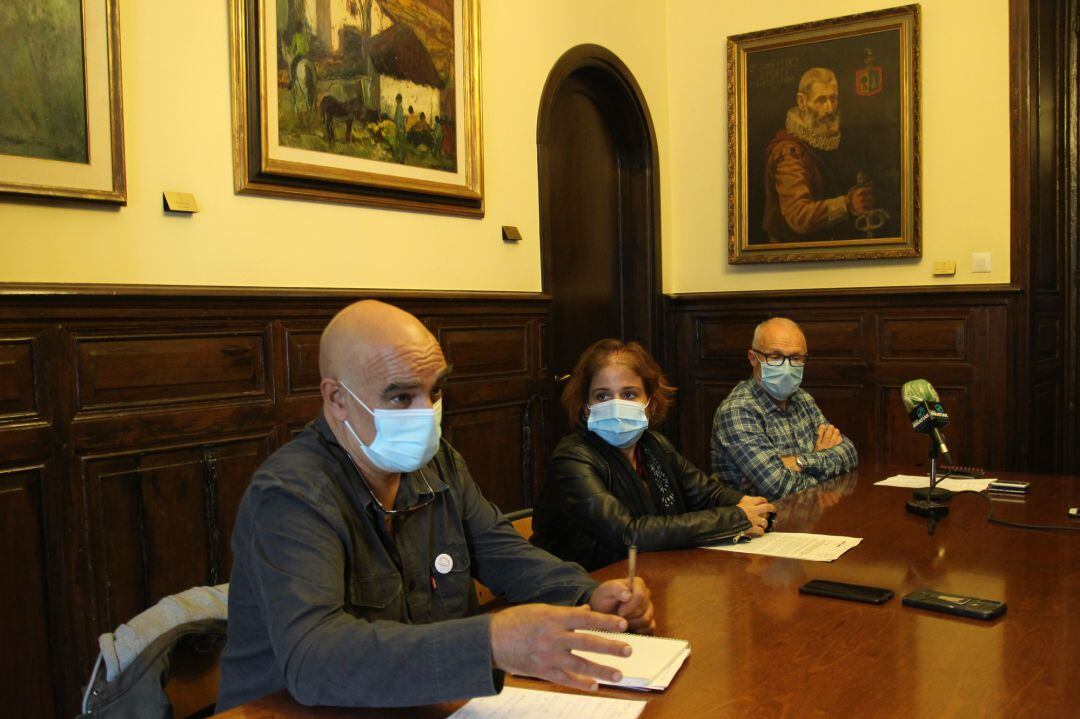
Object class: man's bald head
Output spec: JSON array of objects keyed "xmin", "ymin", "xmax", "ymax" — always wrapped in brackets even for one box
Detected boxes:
[
  {"xmin": 319, "ymin": 300, "xmax": 441, "ymax": 385},
  {"xmin": 317, "ymin": 300, "xmax": 449, "ymax": 479},
  {"xmin": 319, "ymin": 301, "xmax": 449, "ymax": 480},
  {"xmin": 752, "ymin": 317, "xmax": 805, "ymax": 351},
  {"xmin": 749, "ymin": 317, "xmax": 807, "ymax": 385}
]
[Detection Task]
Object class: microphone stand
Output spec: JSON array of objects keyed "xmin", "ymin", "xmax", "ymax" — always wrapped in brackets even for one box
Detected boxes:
[{"xmin": 906, "ymin": 436, "xmax": 950, "ymax": 527}]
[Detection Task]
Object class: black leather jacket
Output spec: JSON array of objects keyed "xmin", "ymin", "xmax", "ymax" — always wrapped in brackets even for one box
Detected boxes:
[{"xmin": 532, "ymin": 429, "xmax": 752, "ymax": 571}]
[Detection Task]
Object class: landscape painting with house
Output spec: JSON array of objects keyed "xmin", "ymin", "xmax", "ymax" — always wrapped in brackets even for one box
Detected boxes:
[{"xmin": 277, "ymin": 0, "xmax": 457, "ymax": 172}]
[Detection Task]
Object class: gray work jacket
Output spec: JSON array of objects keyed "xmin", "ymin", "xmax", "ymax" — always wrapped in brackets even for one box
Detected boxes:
[{"xmin": 217, "ymin": 414, "xmax": 597, "ymax": 711}]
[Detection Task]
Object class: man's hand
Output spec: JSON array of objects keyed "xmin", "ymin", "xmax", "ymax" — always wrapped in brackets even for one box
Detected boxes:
[
  {"xmin": 781, "ymin": 455, "xmax": 801, "ymax": 472},
  {"xmin": 846, "ymin": 184, "xmax": 875, "ymax": 215},
  {"xmin": 589, "ymin": 578, "xmax": 655, "ymax": 634},
  {"xmin": 490, "ymin": 604, "xmax": 631, "ymax": 692},
  {"xmin": 815, "ymin": 424, "xmax": 843, "ymax": 451},
  {"xmin": 739, "ymin": 500, "xmax": 778, "ymax": 536}
]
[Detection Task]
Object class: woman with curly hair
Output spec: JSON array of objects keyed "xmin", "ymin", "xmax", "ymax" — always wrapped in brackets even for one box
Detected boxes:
[{"xmin": 532, "ymin": 339, "xmax": 776, "ymax": 571}]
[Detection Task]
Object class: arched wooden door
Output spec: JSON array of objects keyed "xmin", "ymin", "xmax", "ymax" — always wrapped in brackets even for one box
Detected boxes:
[{"xmin": 537, "ymin": 45, "xmax": 662, "ymax": 463}]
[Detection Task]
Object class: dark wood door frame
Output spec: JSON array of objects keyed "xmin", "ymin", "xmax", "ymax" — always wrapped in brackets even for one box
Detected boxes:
[
  {"xmin": 1010, "ymin": 0, "xmax": 1079, "ymax": 473},
  {"xmin": 536, "ymin": 44, "xmax": 663, "ymax": 354}
]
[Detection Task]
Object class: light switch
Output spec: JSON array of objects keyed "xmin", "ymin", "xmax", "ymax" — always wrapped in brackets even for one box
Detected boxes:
[{"xmin": 972, "ymin": 252, "xmax": 992, "ymax": 273}]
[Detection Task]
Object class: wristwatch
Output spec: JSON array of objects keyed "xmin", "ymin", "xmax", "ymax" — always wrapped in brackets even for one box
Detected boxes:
[{"xmin": 795, "ymin": 455, "xmax": 808, "ymax": 470}]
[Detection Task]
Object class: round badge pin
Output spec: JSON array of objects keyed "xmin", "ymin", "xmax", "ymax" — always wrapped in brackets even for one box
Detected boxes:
[{"xmin": 434, "ymin": 553, "xmax": 454, "ymax": 574}]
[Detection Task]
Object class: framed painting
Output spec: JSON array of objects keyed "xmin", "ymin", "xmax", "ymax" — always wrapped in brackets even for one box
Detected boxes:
[
  {"xmin": 0, "ymin": 0, "xmax": 126, "ymax": 204},
  {"xmin": 229, "ymin": 0, "xmax": 483, "ymax": 216},
  {"xmin": 727, "ymin": 5, "xmax": 920, "ymax": 263}
]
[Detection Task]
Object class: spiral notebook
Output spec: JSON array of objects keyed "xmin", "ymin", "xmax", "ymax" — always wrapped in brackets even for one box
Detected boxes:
[{"xmin": 571, "ymin": 630, "xmax": 691, "ymax": 691}]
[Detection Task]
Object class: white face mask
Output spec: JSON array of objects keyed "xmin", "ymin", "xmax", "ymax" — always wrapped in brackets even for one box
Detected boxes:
[
  {"xmin": 587, "ymin": 398, "xmax": 650, "ymax": 449},
  {"xmin": 338, "ymin": 381, "xmax": 442, "ymax": 473}
]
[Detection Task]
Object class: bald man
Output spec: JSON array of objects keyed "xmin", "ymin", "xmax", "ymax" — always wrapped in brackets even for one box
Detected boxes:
[
  {"xmin": 218, "ymin": 301, "xmax": 654, "ymax": 711},
  {"xmin": 710, "ymin": 317, "xmax": 857, "ymax": 500}
]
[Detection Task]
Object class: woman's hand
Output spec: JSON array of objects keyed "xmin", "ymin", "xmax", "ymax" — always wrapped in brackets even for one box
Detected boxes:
[{"xmin": 738, "ymin": 497, "xmax": 777, "ymax": 536}]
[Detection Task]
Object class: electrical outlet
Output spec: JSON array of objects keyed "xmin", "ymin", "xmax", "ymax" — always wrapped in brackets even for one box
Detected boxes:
[{"xmin": 971, "ymin": 252, "xmax": 992, "ymax": 273}]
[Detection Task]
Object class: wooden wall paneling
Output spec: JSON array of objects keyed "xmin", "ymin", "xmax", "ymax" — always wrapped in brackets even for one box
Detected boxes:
[
  {"xmin": 665, "ymin": 294, "xmax": 1012, "ymax": 475},
  {"xmin": 281, "ymin": 321, "xmax": 327, "ymax": 441},
  {"xmin": 0, "ymin": 336, "xmax": 39, "ymax": 418},
  {"xmin": 77, "ymin": 433, "xmax": 276, "ymax": 673},
  {"xmin": 443, "ymin": 403, "xmax": 529, "ymax": 512},
  {"xmin": 0, "ymin": 465, "xmax": 56, "ymax": 719},
  {"xmin": 438, "ymin": 324, "xmax": 530, "ymax": 380},
  {"xmin": 72, "ymin": 327, "xmax": 272, "ymax": 412},
  {"xmin": 207, "ymin": 437, "xmax": 277, "ymax": 578},
  {"xmin": 283, "ymin": 324, "xmax": 322, "ymax": 396},
  {"xmin": 435, "ymin": 314, "xmax": 544, "ymax": 513}
]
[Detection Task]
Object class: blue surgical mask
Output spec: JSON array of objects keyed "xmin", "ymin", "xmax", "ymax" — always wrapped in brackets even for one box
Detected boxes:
[
  {"xmin": 587, "ymin": 399, "xmax": 650, "ymax": 448},
  {"xmin": 759, "ymin": 363, "xmax": 804, "ymax": 401},
  {"xmin": 339, "ymin": 381, "xmax": 442, "ymax": 473}
]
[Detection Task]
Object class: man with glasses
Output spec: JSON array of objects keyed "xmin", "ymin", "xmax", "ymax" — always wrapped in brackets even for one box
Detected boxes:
[
  {"xmin": 218, "ymin": 300, "xmax": 655, "ymax": 711},
  {"xmin": 710, "ymin": 317, "xmax": 857, "ymax": 500}
]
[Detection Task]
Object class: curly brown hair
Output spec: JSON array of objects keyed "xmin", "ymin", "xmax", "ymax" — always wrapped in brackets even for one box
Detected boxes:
[{"xmin": 561, "ymin": 338, "xmax": 677, "ymax": 429}]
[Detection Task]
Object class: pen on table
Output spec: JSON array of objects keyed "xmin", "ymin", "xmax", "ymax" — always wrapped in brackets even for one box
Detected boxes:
[{"xmin": 627, "ymin": 544, "xmax": 637, "ymax": 589}]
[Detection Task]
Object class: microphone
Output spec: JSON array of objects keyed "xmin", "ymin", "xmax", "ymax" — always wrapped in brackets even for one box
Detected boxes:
[{"xmin": 901, "ymin": 379, "xmax": 953, "ymax": 464}]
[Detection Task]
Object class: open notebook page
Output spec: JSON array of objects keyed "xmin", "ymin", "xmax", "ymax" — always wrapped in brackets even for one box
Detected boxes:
[{"xmin": 570, "ymin": 630, "xmax": 691, "ymax": 690}]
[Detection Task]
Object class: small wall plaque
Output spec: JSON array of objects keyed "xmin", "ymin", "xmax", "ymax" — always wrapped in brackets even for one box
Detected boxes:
[
  {"xmin": 502, "ymin": 225, "xmax": 522, "ymax": 242},
  {"xmin": 932, "ymin": 260, "xmax": 957, "ymax": 276},
  {"xmin": 163, "ymin": 191, "xmax": 200, "ymax": 213}
]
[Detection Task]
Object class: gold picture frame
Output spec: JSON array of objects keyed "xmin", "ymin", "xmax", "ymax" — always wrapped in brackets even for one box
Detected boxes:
[
  {"xmin": 229, "ymin": 0, "xmax": 484, "ymax": 217},
  {"xmin": 728, "ymin": 5, "xmax": 920, "ymax": 263},
  {"xmin": 0, "ymin": 0, "xmax": 126, "ymax": 204}
]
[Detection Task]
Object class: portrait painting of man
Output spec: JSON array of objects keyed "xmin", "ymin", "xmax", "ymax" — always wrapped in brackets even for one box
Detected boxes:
[{"xmin": 727, "ymin": 6, "xmax": 920, "ymax": 263}]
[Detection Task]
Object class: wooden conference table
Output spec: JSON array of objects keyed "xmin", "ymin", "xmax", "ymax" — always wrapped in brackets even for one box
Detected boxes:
[{"xmin": 214, "ymin": 465, "xmax": 1080, "ymax": 718}]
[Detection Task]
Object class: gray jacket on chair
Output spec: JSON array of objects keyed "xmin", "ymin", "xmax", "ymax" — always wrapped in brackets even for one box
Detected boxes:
[{"xmin": 77, "ymin": 619, "xmax": 226, "ymax": 719}]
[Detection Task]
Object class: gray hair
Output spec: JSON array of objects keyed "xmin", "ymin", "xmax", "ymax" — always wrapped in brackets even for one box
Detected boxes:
[{"xmin": 798, "ymin": 67, "xmax": 837, "ymax": 97}]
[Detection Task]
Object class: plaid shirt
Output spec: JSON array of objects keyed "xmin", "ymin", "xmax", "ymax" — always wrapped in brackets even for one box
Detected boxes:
[{"xmin": 711, "ymin": 379, "xmax": 857, "ymax": 500}]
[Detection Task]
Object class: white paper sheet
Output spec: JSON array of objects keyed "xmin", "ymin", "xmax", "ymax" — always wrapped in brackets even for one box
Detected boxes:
[
  {"xmin": 875, "ymin": 474, "xmax": 996, "ymax": 492},
  {"xmin": 702, "ymin": 531, "xmax": 862, "ymax": 562},
  {"xmin": 448, "ymin": 687, "xmax": 647, "ymax": 719}
]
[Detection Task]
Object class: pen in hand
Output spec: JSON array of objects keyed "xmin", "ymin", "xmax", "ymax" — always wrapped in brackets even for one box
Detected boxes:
[{"xmin": 627, "ymin": 544, "xmax": 637, "ymax": 589}]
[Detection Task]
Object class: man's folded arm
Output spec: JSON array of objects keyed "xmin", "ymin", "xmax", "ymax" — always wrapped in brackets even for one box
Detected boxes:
[
  {"xmin": 803, "ymin": 404, "xmax": 859, "ymax": 477},
  {"xmin": 250, "ymin": 492, "xmax": 501, "ymax": 708},
  {"xmin": 716, "ymin": 404, "xmax": 820, "ymax": 500}
]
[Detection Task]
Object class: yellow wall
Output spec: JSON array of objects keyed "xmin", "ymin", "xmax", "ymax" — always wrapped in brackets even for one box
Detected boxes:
[
  {"xmin": 0, "ymin": 1, "xmax": 1013, "ymax": 293},
  {"xmin": 665, "ymin": 0, "xmax": 1012, "ymax": 292},
  {"xmin": 0, "ymin": 1, "xmax": 671, "ymax": 292}
]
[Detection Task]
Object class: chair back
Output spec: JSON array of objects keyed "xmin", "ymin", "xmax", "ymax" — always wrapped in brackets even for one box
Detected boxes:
[{"xmin": 163, "ymin": 631, "xmax": 225, "ymax": 718}]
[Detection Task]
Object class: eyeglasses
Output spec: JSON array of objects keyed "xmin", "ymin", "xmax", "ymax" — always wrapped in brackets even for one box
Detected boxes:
[
  {"xmin": 347, "ymin": 454, "xmax": 437, "ymax": 515},
  {"xmin": 751, "ymin": 348, "xmax": 809, "ymax": 367}
]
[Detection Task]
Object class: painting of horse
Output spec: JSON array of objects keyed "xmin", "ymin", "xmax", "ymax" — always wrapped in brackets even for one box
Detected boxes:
[{"xmin": 275, "ymin": 0, "xmax": 457, "ymax": 172}]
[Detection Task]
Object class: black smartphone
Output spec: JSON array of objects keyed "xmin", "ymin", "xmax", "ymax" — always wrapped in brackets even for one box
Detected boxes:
[
  {"xmin": 902, "ymin": 588, "xmax": 1007, "ymax": 620},
  {"xmin": 799, "ymin": 579, "xmax": 894, "ymax": 605},
  {"xmin": 987, "ymin": 480, "xmax": 1030, "ymax": 494}
]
